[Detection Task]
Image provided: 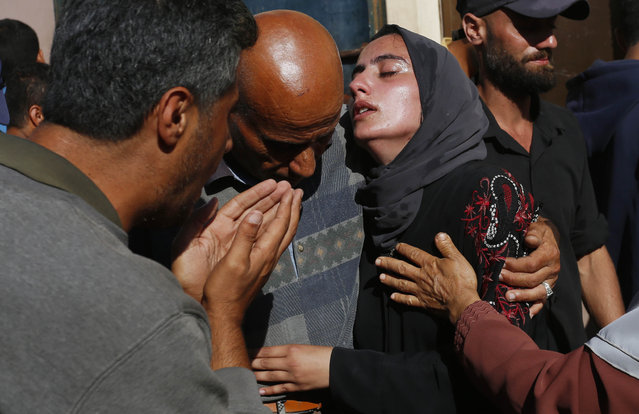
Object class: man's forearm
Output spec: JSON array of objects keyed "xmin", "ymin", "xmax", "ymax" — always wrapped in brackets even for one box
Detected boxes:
[
  {"xmin": 578, "ymin": 245, "xmax": 625, "ymax": 328},
  {"xmin": 209, "ymin": 313, "xmax": 250, "ymax": 370}
]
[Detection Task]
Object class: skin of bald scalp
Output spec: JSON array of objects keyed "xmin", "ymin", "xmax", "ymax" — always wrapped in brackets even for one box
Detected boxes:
[{"xmin": 228, "ymin": 10, "xmax": 344, "ymax": 185}]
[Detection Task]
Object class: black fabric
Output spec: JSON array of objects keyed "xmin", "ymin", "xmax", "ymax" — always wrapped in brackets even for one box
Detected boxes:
[
  {"xmin": 481, "ymin": 98, "xmax": 608, "ymax": 352},
  {"xmin": 352, "ymin": 25, "xmax": 488, "ymax": 251},
  {"xmin": 331, "ymin": 162, "xmax": 550, "ymax": 413}
]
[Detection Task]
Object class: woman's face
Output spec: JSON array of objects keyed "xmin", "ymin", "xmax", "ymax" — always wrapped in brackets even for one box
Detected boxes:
[{"xmin": 349, "ymin": 34, "xmax": 421, "ymax": 150}]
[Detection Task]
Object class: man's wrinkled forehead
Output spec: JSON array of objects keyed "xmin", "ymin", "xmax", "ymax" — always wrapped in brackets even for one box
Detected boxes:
[{"xmin": 236, "ymin": 100, "xmax": 339, "ymax": 145}]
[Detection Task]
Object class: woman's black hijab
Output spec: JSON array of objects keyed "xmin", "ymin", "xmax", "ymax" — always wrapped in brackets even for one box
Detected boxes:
[{"xmin": 350, "ymin": 25, "xmax": 489, "ymax": 251}]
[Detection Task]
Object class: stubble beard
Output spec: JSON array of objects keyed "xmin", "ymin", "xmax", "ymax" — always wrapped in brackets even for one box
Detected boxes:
[{"xmin": 138, "ymin": 123, "xmax": 209, "ymax": 229}]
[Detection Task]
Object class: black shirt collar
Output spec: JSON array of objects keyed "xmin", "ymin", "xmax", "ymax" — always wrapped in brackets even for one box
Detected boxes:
[
  {"xmin": 481, "ymin": 96, "xmax": 565, "ymax": 157},
  {"xmin": 0, "ymin": 132, "xmax": 122, "ymax": 227}
]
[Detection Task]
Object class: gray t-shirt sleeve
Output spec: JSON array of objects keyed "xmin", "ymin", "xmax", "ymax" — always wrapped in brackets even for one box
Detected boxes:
[{"xmin": 74, "ymin": 313, "xmax": 270, "ymax": 414}]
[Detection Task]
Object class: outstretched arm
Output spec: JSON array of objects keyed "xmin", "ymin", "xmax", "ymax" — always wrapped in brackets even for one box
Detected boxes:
[
  {"xmin": 578, "ymin": 245, "xmax": 625, "ymax": 328},
  {"xmin": 377, "ymin": 233, "xmax": 638, "ymax": 413},
  {"xmin": 251, "ymin": 344, "xmax": 333, "ymax": 395}
]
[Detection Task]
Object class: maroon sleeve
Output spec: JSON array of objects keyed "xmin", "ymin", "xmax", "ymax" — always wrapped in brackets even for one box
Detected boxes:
[{"xmin": 454, "ymin": 301, "xmax": 639, "ymax": 414}]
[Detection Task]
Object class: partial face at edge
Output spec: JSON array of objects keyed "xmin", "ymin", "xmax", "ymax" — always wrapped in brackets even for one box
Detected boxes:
[{"xmin": 348, "ymin": 34, "xmax": 421, "ymax": 152}]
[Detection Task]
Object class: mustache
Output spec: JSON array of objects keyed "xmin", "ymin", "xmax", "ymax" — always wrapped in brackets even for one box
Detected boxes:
[{"xmin": 523, "ymin": 49, "xmax": 553, "ymax": 63}]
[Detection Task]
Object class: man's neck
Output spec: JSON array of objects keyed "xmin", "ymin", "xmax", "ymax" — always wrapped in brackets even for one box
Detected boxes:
[
  {"xmin": 624, "ymin": 42, "xmax": 639, "ymax": 60},
  {"xmin": 29, "ymin": 124, "xmax": 150, "ymax": 231},
  {"xmin": 6, "ymin": 125, "xmax": 30, "ymax": 139},
  {"xmin": 478, "ymin": 80, "xmax": 535, "ymax": 152}
]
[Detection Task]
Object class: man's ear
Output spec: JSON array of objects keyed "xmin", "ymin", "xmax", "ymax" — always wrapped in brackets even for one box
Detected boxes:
[
  {"xmin": 28, "ymin": 104, "xmax": 44, "ymax": 127},
  {"xmin": 156, "ymin": 87, "xmax": 195, "ymax": 150},
  {"xmin": 462, "ymin": 13, "xmax": 485, "ymax": 46}
]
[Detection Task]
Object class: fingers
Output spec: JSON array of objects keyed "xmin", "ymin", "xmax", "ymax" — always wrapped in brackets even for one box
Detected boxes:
[
  {"xmin": 252, "ymin": 190, "xmax": 293, "ymax": 256},
  {"xmin": 523, "ymin": 224, "xmax": 543, "ymax": 249},
  {"xmin": 258, "ymin": 383, "xmax": 298, "ymax": 396},
  {"xmin": 502, "ymin": 250, "xmax": 559, "ymax": 289},
  {"xmin": 223, "ymin": 210, "xmax": 263, "ymax": 264},
  {"xmin": 393, "ymin": 242, "xmax": 437, "ymax": 266},
  {"xmin": 247, "ymin": 181, "xmax": 292, "ymax": 216},
  {"xmin": 503, "ymin": 283, "xmax": 548, "ymax": 303},
  {"xmin": 251, "ymin": 345, "xmax": 290, "ymax": 359},
  {"xmin": 276, "ymin": 189, "xmax": 303, "ymax": 257},
  {"xmin": 252, "ymin": 356, "xmax": 289, "ymax": 372},
  {"xmin": 220, "ymin": 179, "xmax": 280, "ymax": 220},
  {"xmin": 379, "ymin": 272, "xmax": 419, "ymax": 296},
  {"xmin": 375, "ymin": 256, "xmax": 419, "ymax": 282},
  {"xmin": 388, "ymin": 292, "xmax": 427, "ymax": 309},
  {"xmin": 529, "ymin": 302, "xmax": 543, "ymax": 318},
  {"xmin": 499, "ymin": 267, "xmax": 549, "ymax": 288},
  {"xmin": 433, "ymin": 233, "xmax": 465, "ymax": 260}
]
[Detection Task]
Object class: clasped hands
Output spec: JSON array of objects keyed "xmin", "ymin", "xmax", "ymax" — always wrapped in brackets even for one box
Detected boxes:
[{"xmin": 171, "ymin": 179, "xmax": 303, "ymax": 323}]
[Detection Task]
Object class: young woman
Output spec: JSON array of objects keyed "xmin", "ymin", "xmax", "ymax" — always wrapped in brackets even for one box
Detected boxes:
[{"xmin": 253, "ymin": 25, "xmax": 551, "ymax": 413}]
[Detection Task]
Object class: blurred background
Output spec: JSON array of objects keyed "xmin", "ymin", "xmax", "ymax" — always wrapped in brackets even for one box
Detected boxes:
[{"xmin": 0, "ymin": 0, "xmax": 615, "ymax": 106}]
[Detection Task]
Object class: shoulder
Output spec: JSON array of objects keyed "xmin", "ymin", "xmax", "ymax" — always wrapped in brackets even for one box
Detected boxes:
[{"xmin": 538, "ymin": 99, "xmax": 582, "ymax": 133}]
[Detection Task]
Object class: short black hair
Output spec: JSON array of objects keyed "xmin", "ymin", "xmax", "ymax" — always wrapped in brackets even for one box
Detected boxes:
[
  {"xmin": 43, "ymin": 0, "xmax": 257, "ymax": 142},
  {"xmin": 6, "ymin": 62, "xmax": 50, "ymax": 129},
  {"xmin": 0, "ymin": 19, "xmax": 40, "ymax": 81},
  {"xmin": 611, "ymin": 0, "xmax": 639, "ymax": 47}
]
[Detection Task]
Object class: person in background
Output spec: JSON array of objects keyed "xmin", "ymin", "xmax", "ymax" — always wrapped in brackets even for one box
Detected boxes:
[
  {"xmin": 376, "ymin": 232, "xmax": 638, "ymax": 413},
  {"xmin": 0, "ymin": 18, "xmax": 45, "ymax": 133},
  {"xmin": 566, "ymin": 0, "xmax": 639, "ymax": 306},
  {"xmin": 0, "ymin": 0, "xmax": 303, "ymax": 412},
  {"xmin": 5, "ymin": 62, "xmax": 50, "ymax": 138},
  {"xmin": 457, "ymin": 0, "xmax": 625, "ymax": 352}
]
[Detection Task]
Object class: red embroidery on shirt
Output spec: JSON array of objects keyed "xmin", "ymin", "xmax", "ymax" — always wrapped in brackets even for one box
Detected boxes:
[{"xmin": 462, "ymin": 170, "xmax": 535, "ymax": 328}]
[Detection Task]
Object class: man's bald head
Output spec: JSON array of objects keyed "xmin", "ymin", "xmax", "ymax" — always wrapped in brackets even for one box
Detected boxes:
[{"xmin": 229, "ymin": 10, "xmax": 344, "ymax": 185}]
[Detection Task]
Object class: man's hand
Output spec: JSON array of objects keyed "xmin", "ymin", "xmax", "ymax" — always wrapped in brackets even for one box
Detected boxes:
[
  {"xmin": 377, "ymin": 233, "xmax": 480, "ymax": 324},
  {"xmin": 501, "ymin": 218, "xmax": 560, "ymax": 316},
  {"xmin": 171, "ymin": 179, "xmax": 294, "ymax": 302},
  {"xmin": 189, "ymin": 183, "xmax": 302, "ymax": 370},
  {"xmin": 251, "ymin": 345, "xmax": 333, "ymax": 395},
  {"xmin": 200, "ymin": 184, "xmax": 303, "ymax": 323}
]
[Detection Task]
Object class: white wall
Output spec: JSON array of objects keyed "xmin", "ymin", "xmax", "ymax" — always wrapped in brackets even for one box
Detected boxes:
[
  {"xmin": 385, "ymin": 0, "xmax": 443, "ymax": 43},
  {"xmin": 1, "ymin": 0, "xmax": 56, "ymax": 61}
]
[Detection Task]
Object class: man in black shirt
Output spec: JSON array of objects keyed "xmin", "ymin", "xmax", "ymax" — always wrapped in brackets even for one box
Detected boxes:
[{"xmin": 457, "ymin": 0, "xmax": 625, "ymax": 352}]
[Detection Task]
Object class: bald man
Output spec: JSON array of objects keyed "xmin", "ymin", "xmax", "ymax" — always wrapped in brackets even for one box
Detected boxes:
[{"xmin": 201, "ymin": 10, "xmax": 363, "ymax": 413}]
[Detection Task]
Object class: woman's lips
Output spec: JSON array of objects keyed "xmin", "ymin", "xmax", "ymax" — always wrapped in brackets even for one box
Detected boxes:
[{"xmin": 352, "ymin": 101, "xmax": 377, "ymax": 121}]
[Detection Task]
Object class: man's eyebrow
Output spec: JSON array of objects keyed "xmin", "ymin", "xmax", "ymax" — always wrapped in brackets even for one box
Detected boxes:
[{"xmin": 351, "ymin": 54, "xmax": 408, "ymax": 79}]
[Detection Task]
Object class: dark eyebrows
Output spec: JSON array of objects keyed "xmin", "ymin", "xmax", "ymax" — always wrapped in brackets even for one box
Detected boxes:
[{"xmin": 351, "ymin": 53, "xmax": 409, "ymax": 79}]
